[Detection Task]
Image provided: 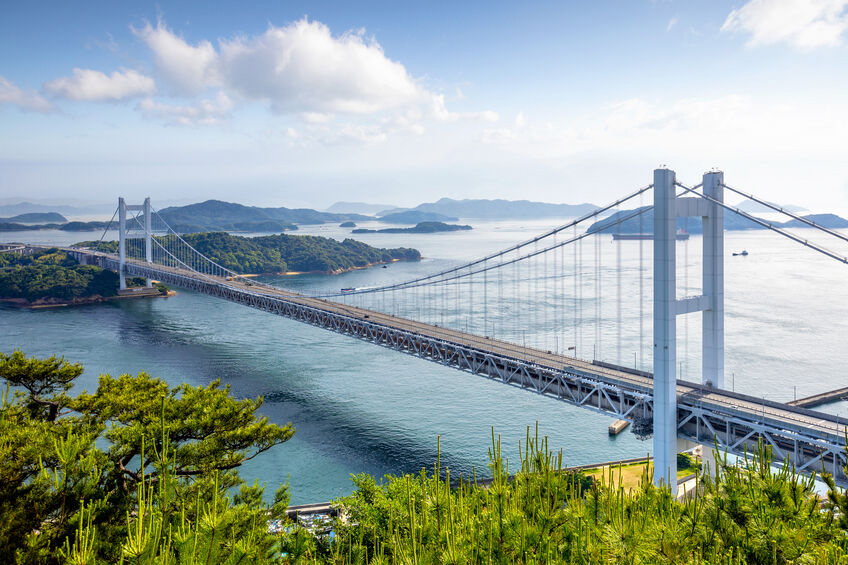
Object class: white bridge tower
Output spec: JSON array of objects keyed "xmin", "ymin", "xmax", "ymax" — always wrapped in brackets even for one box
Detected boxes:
[
  {"xmin": 653, "ymin": 168, "xmax": 724, "ymax": 490},
  {"xmin": 117, "ymin": 197, "xmax": 153, "ymax": 290}
]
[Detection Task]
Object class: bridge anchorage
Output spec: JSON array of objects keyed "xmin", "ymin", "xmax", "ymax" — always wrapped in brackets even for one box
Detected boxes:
[{"xmin": 55, "ymin": 166, "xmax": 848, "ymax": 489}]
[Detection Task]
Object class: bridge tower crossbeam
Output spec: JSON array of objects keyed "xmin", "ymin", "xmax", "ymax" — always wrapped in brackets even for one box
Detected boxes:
[{"xmin": 653, "ymin": 168, "xmax": 724, "ymax": 490}]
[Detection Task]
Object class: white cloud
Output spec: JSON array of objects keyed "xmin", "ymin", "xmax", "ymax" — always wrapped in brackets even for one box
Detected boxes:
[
  {"xmin": 44, "ymin": 68, "xmax": 155, "ymax": 101},
  {"xmin": 431, "ymin": 94, "xmax": 499, "ymax": 122},
  {"xmin": 136, "ymin": 91, "xmax": 232, "ymax": 125},
  {"xmin": 0, "ymin": 76, "xmax": 53, "ymax": 113},
  {"xmin": 480, "ymin": 128, "xmax": 515, "ymax": 144},
  {"xmin": 133, "ymin": 21, "xmax": 218, "ymax": 95},
  {"xmin": 131, "ymin": 18, "xmax": 494, "ymax": 127},
  {"xmin": 301, "ymin": 111, "xmax": 334, "ymax": 124},
  {"xmin": 217, "ymin": 19, "xmax": 427, "ymax": 114},
  {"xmin": 477, "ymin": 94, "xmax": 848, "ymax": 178},
  {"xmin": 667, "ymin": 16, "xmax": 679, "ymax": 31},
  {"xmin": 722, "ymin": 0, "xmax": 848, "ymax": 48},
  {"xmin": 514, "ymin": 111, "xmax": 526, "ymax": 128}
]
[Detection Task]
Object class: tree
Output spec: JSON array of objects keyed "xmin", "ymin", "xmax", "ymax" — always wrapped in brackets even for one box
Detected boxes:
[{"xmin": 0, "ymin": 350, "xmax": 294, "ymax": 564}]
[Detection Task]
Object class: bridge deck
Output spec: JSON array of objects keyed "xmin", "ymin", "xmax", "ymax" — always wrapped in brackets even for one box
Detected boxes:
[{"xmin": 62, "ymin": 247, "xmax": 848, "ymax": 483}]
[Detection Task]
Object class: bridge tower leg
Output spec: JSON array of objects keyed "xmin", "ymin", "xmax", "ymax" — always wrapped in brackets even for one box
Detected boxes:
[
  {"xmin": 118, "ymin": 197, "xmax": 127, "ymax": 291},
  {"xmin": 702, "ymin": 172, "xmax": 724, "ymax": 389},
  {"xmin": 144, "ymin": 197, "xmax": 153, "ymax": 287},
  {"xmin": 653, "ymin": 168, "xmax": 678, "ymax": 491}
]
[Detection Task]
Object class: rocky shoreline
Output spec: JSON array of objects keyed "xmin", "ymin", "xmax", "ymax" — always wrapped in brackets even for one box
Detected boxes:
[{"xmin": 0, "ymin": 290, "xmax": 176, "ymax": 309}]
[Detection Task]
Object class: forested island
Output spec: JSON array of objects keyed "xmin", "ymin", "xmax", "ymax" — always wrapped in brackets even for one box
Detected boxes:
[
  {"xmin": 0, "ymin": 212, "xmax": 67, "ymax": 223},
  {"xmin": 4, "ymin": 350, "xmax": 848, "ymax": 563},
  {"xmin": 157, "ymin": 199, "xmax": 367, "ymax": 232},
  {"xmin": 0, "ymin": 220, "xmax": 110, "ymax": 232},
  {"xmin": 75, "ymin": 231, "xmax": 421, "ymax": 274},
  {"xmin": 0, "ymin": 249, "xmax": 165, "ymax": 307},
  {"xmin": 352, "ymin": 221, "xmax": 472, "ymax": 234}
]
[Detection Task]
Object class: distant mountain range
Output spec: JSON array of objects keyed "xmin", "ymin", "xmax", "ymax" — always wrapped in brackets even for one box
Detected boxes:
[
  {"xmin": 587, "ymin": 207, "xmax": 848, "ymax": 234},
  {"xmin": 157, "ymin": 200, "xmax": 369, "ymax": 233},
  {"xmin": 377, "ymin": 211, "xmax": 459, "ymax": 224},
  {"xmin": 377, "ymin": 198, "xmax": 599, "ymax": 220},
  {"xmin": 735, "ymin": 198, "xmax": 806, "ymax": 214},
  {"xmin": 324, "ymin": 201, "xmax": 397, "ymax": 215},
  {"xmin": 0, "ymin": 201, "xmax": 114, "ymax": 218}
]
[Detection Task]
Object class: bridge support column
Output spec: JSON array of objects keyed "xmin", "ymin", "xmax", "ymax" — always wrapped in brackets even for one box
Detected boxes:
[
  {"xmin": 144, "ymin": 197, "xmax": 153, "ymax": 287},
  {"xmin": 702, "ymin": 172, "xmax": 724, "ymax": 388},
  {"xmin": 118, "ymin": 197, "xmax": 127, "ymax": 290},
  {"xmin": 653, "ymin": 168, "xmax": 678, "ymax": 491}
]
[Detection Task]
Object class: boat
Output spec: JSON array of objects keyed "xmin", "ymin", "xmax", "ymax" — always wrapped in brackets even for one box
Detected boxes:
[
  {"xmin": 341, "ymin": 287, "xmax": 355, "ymax": 292},
  {"xmin": 732, "ymin": 250, "xmax": 749, "ymax": 256}
]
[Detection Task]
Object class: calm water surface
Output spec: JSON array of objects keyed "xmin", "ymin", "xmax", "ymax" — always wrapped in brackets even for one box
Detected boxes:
[{"xmin": 2, "ymin": 219, "xmax": 847, "ymax": 503}]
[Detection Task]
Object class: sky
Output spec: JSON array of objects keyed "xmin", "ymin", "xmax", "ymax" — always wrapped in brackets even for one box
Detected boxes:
[{"xmin": 2, "ymin": 0, "xmax": 848, "ymax": 211}]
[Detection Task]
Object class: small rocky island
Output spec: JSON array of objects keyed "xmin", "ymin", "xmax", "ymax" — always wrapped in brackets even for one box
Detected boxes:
[
  {"xmin": 352, "ymin": 221, "xmax": 472, "ymax": 234},
  {"xmin": 340, "ymin": 221, "xmax": 357, "ymax": 228}
]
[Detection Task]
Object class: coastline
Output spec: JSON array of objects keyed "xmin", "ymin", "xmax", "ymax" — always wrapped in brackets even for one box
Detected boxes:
[
  {"xmin": 262, "ymin": 257, "xmax": 409, "ymax": 277},
  {"xmin": 0, "ymin": 289, "xmax": 176, "ymax": 309}
]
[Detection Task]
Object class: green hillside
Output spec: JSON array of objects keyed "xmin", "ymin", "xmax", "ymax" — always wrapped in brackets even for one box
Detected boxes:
[
  {"xmin": 75, "ymin": 231, "xmax": 421, "ymax": 274},
  {"xmin": 157, "ymin": 200, "xmax": 370, "ymax": 232}
]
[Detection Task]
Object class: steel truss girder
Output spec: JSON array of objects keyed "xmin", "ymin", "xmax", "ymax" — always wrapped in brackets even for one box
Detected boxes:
[{"xmin": 676, "ymin": 404, "xmax": 847, "ymax": 482}]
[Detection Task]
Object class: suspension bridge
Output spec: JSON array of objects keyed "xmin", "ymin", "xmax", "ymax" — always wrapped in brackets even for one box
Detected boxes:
[{"xmin": 29, "ymin": 167, "xmax": 848, "ymax": 489}]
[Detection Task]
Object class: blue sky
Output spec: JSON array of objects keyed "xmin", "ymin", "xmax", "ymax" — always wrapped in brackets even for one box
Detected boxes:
[{"xmin": 2, "ymin": 1, "xmax": 848, "ymax": 211}]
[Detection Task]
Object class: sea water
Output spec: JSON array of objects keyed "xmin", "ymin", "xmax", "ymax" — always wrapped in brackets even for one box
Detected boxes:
[{"xmin": 2, "ymin": 219, "xmax": 847, "ymax": 503}]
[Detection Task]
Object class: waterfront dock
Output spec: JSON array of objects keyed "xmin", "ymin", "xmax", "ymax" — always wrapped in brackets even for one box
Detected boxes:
[{"xmin": 789, "ymin": 386, "xmax": 848, "ymax": 409}]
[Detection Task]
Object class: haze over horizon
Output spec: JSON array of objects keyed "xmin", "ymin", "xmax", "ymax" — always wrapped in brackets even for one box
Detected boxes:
[{"xmin": 2, "ymin": 1, "xmax": 848, "ymax": 213}]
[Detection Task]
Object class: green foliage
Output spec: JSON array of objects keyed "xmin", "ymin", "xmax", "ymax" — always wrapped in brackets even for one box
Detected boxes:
[
  {"xmin": 352, "ymin": 221, "xmax": 472, "ymax": 234},
  {"xmin": 677, "ymin": 451, "xmax": 701, "ymax": 473},
  {"xmin": 0, "ymin": 248, "xmax": 120, "ymax": 301},
  {"xmin": 0, "ymin": 351, "xmax": 294, "ymax": 564},
  {"xmin": 73, "ymin": 240, "xmax": 118, "ymax": 253},
  {"xmin": 318, "ymin": 428, "xmax": 848, "ymax": 564},
  {"xmin": 75, "ymin": 232, "xmax": 421, "ymax": 274},
  {"xmin": 0, "ymin": 221, "xmax": 108, "ymax": 232},
  {"xmin": 7, "ymin": 350, "xmax": 848, "ymax": 563},
  {"xmin": 156, "ymin": 199, "xmax": 361, "ymax": 231}
]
